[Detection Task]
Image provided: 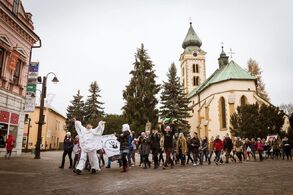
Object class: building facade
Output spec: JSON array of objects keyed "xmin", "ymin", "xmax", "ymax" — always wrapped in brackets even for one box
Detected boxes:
[
  {"xmin": 0, "ymin": 0, "xmax": 40, "ymax": 156},
  {"xmin": 23, "ymin": 106, "xmax": 66, "ymax": 151},
  {"xmin": 180, "ymin": 23, "xmax": 287, "ymax": 139}
]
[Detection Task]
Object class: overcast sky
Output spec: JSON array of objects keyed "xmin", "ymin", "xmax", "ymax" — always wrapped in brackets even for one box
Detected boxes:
[{"xmin": 22, "ymin": 0, "xmax": 293, "ymax": 116}]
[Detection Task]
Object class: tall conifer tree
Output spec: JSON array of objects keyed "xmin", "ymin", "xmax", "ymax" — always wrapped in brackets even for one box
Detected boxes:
[
  {"xmin": 66, "ymin": 90, "xmax": 85, "ymax": 135},
  {"xmin": 160, "ymin": 63, "xmax": 191, "ymax": 132},
  {"xmin": 84, "ymin": 81, "xmax": 104, "ymax": 126},
  {"xmin": 247, "ymin": 58, "xmax": 270, "ymax": 101},
  {"xmin": 122, "ymin": 44, "xmax": 160, "ymax": 132}
]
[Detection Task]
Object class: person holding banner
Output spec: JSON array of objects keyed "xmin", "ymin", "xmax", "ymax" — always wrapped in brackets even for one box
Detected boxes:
[{"xmin": 72, "ymin": 118, "xmax": 105, "ymax": 175}]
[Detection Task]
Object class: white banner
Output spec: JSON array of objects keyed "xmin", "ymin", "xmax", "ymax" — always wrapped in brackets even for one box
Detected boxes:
[{"xmin": 101, "ymin": 134, "xmax": 120, "ymax": 158}]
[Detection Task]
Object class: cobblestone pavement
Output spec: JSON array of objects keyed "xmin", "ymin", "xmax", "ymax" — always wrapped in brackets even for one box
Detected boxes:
[{"xmin": 0, "ymin": 151, "xmax": 293, "ymax": 195}]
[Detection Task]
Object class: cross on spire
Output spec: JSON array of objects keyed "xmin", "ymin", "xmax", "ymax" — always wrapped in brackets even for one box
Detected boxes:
[
  {"xmin": 221, "ymin": 42, "xmax": 224, "ymax": 52},
  {"xmin": 228, "ymin": 48, "xmax": 235, "ymax": 59},
  {"xmin": 189, "ymin": 17, "xmax": 192, "ymax": 25}
]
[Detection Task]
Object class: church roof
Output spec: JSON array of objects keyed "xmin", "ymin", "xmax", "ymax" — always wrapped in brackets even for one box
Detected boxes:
[
  {"xmin": 182, "ymin": 22, "xmax": 202, "ymax": 50},
  {"xmin": 188, "ymin": 60, "xmax": 256, "ymax": 98}
]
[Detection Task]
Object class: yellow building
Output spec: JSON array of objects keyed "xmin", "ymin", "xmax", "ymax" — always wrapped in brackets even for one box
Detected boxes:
[{"xmin": 23, "ymin": 106, "xmax": 66, "ymax": 150}]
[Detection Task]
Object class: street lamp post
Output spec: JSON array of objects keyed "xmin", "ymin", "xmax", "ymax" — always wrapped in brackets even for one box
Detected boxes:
[
  {"xmin": 25, "ymin": 117, "xmax": 31, "ymax": 152},
  {"xmin": 34, "ymin": 72, "xmax": 59, "ymax": 159}
]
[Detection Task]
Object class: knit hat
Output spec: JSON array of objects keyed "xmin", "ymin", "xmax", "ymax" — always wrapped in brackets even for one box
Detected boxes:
[{"xmin": 122, "ymin": 124, "xmax": 130, "ymax": 132}]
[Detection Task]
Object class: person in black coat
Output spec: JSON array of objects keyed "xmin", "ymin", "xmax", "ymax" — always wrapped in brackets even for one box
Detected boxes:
[
  {"xmin": 59, "ymin": 132, "xmax": 74, "ymax": 169},
  {"xmin": 161, "ymin": 120, "xmax": 176, "ymax": 169},
  {"xmin": 150, "ymin": 129, "xmax": 161, "ymax": 169},
  {"xmin": 190, "ymin": 132, "xmax": 200, "ymax": 166},
  {"xmin": 223, "ymin": 134, "xmax": 234, "ymax": 163}
]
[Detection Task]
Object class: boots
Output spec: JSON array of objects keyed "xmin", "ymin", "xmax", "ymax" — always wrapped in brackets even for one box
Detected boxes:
[{"xmin": 121, "ymin": 165, "xmax": 127, "ymax": 172}]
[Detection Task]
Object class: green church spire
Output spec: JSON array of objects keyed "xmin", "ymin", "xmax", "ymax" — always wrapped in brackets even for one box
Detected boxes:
[{"xmin": 182, "ymin": 22, "xmax": 202, "ymax": 52}]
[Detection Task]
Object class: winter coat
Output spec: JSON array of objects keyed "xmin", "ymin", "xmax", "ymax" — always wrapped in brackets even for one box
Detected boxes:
[
  {"xmin": 223, "ymin": 137, "xmax": 233, "ymax": 151},
  {"xmin": 190, "ymin": 137, "xmax": 200, "ymax": 153},
  {"xmin": 256, "ymin": 141, "xmax": 264, "ymax": 151},
  {"xmin": 283, "ymin": 140, "xmax": 292, "ymax": 150},
  {"xmin": 117, "ymin": 131, "xmax": 130, "ymax": 151},
  {"xmin": 201, "ymin": 139, "xmax": 208, "ymax": 151},
  {"xmin": 213, "ymin": 138, "xmax": 223, "ymax": 152},
  {"xmin": 63, "ymin": 137, "xmax": 74, "ymax": 152},
  {"xmin": 235, "ymin": 140, "xmax": 243, "ymax": 152},
  {"xmin": 150, "ymin": 133, "xmax": 161, "ymax": 151},
  {"xmin": 162, "ymin": 125, "xmax": 175, "ymax": 149},
  {"xmin": 176, "ymin": 137, "xmax": 187, "ymax": 155},
  {"xmin": 75, "ymin": 121, "xmax": 105, "ymax": 152},
  {"xmin": 141, "ymin": 136, "xmax": 151, "ymax": 155},
  {"xmin": 6, "ymin": 134, "xmax": 15, "ymax": 151}
]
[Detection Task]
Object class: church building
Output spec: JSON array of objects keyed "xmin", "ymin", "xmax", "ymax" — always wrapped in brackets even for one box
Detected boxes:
[{"xmin": 180, "ymin": 22, "xmax": 271, "ymax": 139}]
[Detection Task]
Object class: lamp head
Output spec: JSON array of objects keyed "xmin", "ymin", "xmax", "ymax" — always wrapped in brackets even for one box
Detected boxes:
[{"xmin": 52, "ymin": 76, "xmax": 59, "ymax": 84}]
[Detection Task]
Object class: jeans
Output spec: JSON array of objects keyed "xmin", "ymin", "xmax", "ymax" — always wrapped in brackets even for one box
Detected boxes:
[
  {"xmin": 192, "ymin": 149, "xmax": 199, "ymax": 164},
  {"xmin": 61, "ymin": 150, "xmax": 73, "ymax": 168},
  {"xmin": 214, "ymin": 151, "xmax": 221, "ymax": 163},
  {"xmin": 164, "ymin": 148, "xmax": 174, "ymax": 167}
]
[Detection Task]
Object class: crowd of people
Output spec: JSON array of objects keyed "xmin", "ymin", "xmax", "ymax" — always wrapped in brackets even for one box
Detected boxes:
[{"xmin": 58, "ymin": 119, "xmax": 293, "ymax": 175}]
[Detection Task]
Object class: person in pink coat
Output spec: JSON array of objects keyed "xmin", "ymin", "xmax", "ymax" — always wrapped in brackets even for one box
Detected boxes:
[{"xmin": 5, "ymin": 133, "xmax": 15, "ymax": 159}]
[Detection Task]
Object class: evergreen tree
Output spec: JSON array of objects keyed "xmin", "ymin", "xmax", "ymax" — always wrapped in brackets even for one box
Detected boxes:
[
  {"xmin": 84, "ymin": 81, "xmax": 104, "ymax": 126},
  {"xmin": 247, "ymin": 58, "xmax": 270, "ymax": 101},
  {"xmin": 160, "ymin": 63, "xmax": 191, "ymax": 132},
  {"xmin": 103, "ymin": 114, "xmax": 127, "ymax": 135},
  {"xmin": 230, "ymin": 103, "xmax": 285, "ymax": 138},
  {"xmin": 122, "ymin": 44, "xmax": 160, "ymax": 133},
  {"xmin": 66, "ymin": 90, "xmax": 85, "ymax": 135}
]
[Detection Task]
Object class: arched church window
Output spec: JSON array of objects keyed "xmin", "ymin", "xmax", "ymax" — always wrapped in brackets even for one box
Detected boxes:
[
  {"xmin": 192, "ymin": 64, "xmax": 195, "ymax": 73},
  {"xmin": 220, "ymin": 97, "xmax": 227, "ymax": 129},
  {"xmin": 196, "ymin": 64, "xmax": 199, "ymax": 73},
  {"xmin": 240, "ymin": 95, "xmax": 248, "ymax": 106}
]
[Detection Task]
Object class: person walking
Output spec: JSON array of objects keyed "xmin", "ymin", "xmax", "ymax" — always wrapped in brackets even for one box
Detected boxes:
[
  {"xmin": 162, "ymin": 120, "xmax": 175, "ymax": 169},
  {"xmin": 59, "ymin": 132, "xmax": 74, "ymax": 169},
  {"xmin": 200, "ymin": 137, "xmax": 209, "ymax": 165},
  {"xmin": 117, "ymin": 124, "xmax": 131, "ymax": 172},
  {"xmin": 5, "ymin": 133, "xmax": 15, "ymax": 159},
  {"xmin": 213, "ymin": 135, "xmax": 223, "ymax": 165},
  {"xmin": 235, "ymin": 137, "xmax": 243, "ymax": 163},
  {"xmin": 256, "ymin": 138, "xmax": 265, "ymax": 161},
  {"xmin": 186, "ymin": 134, "xmax": 194, "ymax": 165},
  {"xmin": 282, "ymin": 136, "xmax": 292, "ymax": 160},
  {"xmin": 150, "ymin": 129, "xmax": 161, "ymax": 169},
  {"xmin": 72, "ymin": 135, "xmax": 81, "ymax": 168},
  {"xmin": 141, "ymin": 131, "xmax": 151, "ymax": 169},
  {"xmin": 208, "ymin": 136, "xmax": 214, "ymax": 164},
  {"xmin": 73, "ymin": 119, "xmax": 105, "ymax": 175},
  {"xmin": 223, "ymin": 134, "xmax": 234, "ymax": 163},
  {"xmin": 190, "ymin": 132, "xmax": 200, "ymax": 166},
  {"xmin": 176, "ymin": 133, "xmax": 187, "ymax": 166}
]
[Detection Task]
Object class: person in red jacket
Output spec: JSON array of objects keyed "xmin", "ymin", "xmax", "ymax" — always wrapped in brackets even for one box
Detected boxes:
[
  {"xmin": 5, "ymin": 133, "xmax": 15, "ymax": 159},
  {"xmin": 213, "ymin": 135, "xmax": 223, "ymax": 165}
]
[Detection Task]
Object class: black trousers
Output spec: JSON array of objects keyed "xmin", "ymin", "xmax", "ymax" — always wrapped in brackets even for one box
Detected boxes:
[{"xmin": 61, "ymin": 150, "xmax": 73, "ymax": 168}]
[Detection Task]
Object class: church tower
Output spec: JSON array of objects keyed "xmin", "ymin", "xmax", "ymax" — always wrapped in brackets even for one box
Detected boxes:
[{"xmin": 180, "ymin": 22, "xmax": 206, "ymax": 94}]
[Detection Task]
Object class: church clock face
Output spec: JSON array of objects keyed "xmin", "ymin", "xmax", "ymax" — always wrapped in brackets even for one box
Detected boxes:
[{"xmin": 193, "ymin": 51, "xmax": 198, "ymax": 57}]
